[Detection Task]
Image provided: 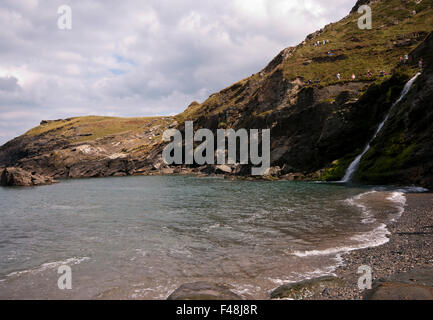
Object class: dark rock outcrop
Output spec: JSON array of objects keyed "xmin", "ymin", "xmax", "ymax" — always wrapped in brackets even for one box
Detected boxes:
[
  {"xmin": 364, "ymin": 282, "xmax": 433, "ymax": 300},
  {"xmin": 364, "ymin": 268, "xmax": 433, "ymax": 300},
  {"xmin": 167, "ymin": 282, "xmax": 242, "ymax": 300},
  {"xmin": 0, "ymin": 2, "xmax": 431, "ymax": 187},
  {"xmin": 312, "ymin": 54, "xmax": 348, "ymax": 63},
  {"xmin": 356, "ymin": 31, "xmax": 433, "ymax": 187},
  {"xmin": 0, "ymin": 167, "xmax": 57, "ymax": 187},
  {"xmin": 350, "ymin": 0, "xmax": 373, "ymax": 13},
  {"xmin": 270, "ymin": 276, "xmax": 345, "ymax": 300},
  {"xmin": 215, "ymin": 164, "xmax": 232, "ymax": 174}
]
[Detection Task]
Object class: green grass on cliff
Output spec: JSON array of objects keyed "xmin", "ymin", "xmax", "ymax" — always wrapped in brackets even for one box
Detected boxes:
[
  {"xmin": 24, "ymin": 115, "xmax": 170, "ymax": 143},
  {"xmin": 355, "ymin": 131, "xmax": 416, "ymax": 183},
  {"xmin": 177, "ymin": 0, "xmax": 433, "ymax": 122},
  {"xmin": 319, "ymin": 155, "xmax": 357, "ymax": 181},
  {"xmin": 20, "ymin": 1, "xmax": 433, "ymax": 152},
  {"xmin": 282, "ymin": 0, "xmax": 432, "ymax": 82}
]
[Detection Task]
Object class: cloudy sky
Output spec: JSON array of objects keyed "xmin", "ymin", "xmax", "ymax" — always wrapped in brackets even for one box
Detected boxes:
[{"xmin": 0, "ymin": 0, "xmax": 355, "ymax": 144}]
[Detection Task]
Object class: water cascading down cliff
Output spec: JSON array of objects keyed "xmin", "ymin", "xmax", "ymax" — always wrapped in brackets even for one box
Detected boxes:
[{"xmin": 341, "ymin": 73, "xmax": 421, "ymax": 183}]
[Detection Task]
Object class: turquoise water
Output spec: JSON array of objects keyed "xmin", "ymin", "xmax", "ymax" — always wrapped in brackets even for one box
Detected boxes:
[{"xmin": 0, "ymin": 176, "xmax": 406, "ymax": 299}]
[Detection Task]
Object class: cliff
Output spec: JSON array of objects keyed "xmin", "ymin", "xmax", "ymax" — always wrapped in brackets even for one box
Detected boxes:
[
  {"xmin": 356, "ymin": 31, "xmax": 433, "ymax": 187},
  {"xmin": 0, "ymin": 0, "xmax": 432, "ymax": 187}
]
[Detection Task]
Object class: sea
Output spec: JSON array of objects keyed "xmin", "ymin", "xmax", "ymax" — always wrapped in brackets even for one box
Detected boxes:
[{"xmin": 0, "ymin": 175, "xmax": 423, "ymax": 299}]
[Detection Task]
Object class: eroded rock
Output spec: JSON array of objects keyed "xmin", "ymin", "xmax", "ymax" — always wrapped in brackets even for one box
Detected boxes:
[
  {"xmin": 264, "ymin": 166, "xmax": 281, "ymax": 177},
  {"xmin": 167, "ymin": 282, "xmax": 243, "ymax": 300},
  {"xmin": 364, "ymin": 268, "xmax": 433, "ymax": 300},
  {"xmin": 364, "ymin": 282, "xmax": 433, "ymax": 300},
  {"xmin": 270, "ymin": 276, "xmax": 345, "ymax": 300},
  {"xmin": 0, "ymin": 167, "xmax": 57, "ymax": 187},
  {"xmin": 215, "ymin": 165, "xmax": 232, "ymax": 174}
]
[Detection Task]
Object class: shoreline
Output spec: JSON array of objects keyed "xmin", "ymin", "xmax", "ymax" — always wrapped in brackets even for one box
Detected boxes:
[
  {"xmin": 0, "ymin": 180, "xmax": 431, "ymax": 300},
  {"xmin": 315, "ymin": 192, "xmax": 433, "ymax": 300}
]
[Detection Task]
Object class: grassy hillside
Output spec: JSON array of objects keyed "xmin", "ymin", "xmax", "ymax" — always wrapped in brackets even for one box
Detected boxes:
[
  {"xmin": 3, "ymin": 0, "xmax": 432, "ymax": 186},
  {"xmin": 20, "ymin": 1, "xmax": 432, "ymax": 141},
  {"xmin": 176, "ymin": 0, "xmax": 433, "ymax": 122},
  {"xmin": 354, "ymin": 30, "xmax": 433, "ymax": 186},
  {"xmin": 281, "ymin": 0, "xmax": 432, "ymax": 82},
  {"xmin": 24, "ymin": 116, "xmax": 172, "ymax": 143}
]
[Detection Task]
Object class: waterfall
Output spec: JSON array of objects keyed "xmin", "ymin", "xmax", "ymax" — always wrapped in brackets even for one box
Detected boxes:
[{"xmin": 341, "ymin": 73, "xmax": 421, "ymax": 183}]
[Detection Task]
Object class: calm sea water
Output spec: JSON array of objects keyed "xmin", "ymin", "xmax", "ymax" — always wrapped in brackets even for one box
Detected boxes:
[{"xmin": 0, "ymin": 176, "xmax": 407, "ymax": 299}]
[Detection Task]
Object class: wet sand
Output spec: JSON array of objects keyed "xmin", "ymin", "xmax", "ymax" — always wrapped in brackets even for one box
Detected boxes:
[{"xmin": 319, "ymin": 192, "xmax": 433, "ymax": 300}]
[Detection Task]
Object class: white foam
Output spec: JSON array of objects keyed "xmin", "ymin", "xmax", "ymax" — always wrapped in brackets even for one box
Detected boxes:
[
  {"xmin": 345, "ymin": 190, "xmax": 377, "ymax": 224},
  {"xmin": 291, "ymin": 190, "xmax": 407, "ymax": 280},
  {"xmin": 349, "ymin": 223, "xmax": 390, "ymax": 245},
  {"xmin": 268, "ymin": 255, "xmax": 343, "ymax": 294},
  {"xmin": 387, "ymin": 191, "xmax": 406, "ymax": 205},
  {"xmin": 6, "ymin": 257, "xmax": 90, "ymax": 278},
  {"xmin": 396, "ymin": 186, "xmax": 430, "ymax": 193},
  {"xmin": 266, "ymin": 190, "xmax": 409, "ymax": 295},
  {"xmin": 200, "ymin": 223, "xmax": 221, "ymax": 233},
  {"xmin": 292, "ymin": 224, "xmax": 390, "ymax": 258},
  {"xmin": 386, "ymin": 191, "xmax": 406, "ymax": 221},
  {"xmin": 230, "ymin": 283, "xmax": 261, "ymax": 297}
]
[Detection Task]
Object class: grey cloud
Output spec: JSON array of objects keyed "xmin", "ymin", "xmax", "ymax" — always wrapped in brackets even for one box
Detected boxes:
[
  {"xmin": 0, "ymin": 0, "xmax": 356, "ymax": 145},
  {"xmin": 0, "ymin": 76, "xmax": 21, "ymax": 92}
]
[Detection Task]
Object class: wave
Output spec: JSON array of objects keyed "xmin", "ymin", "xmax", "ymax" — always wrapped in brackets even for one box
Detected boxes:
[
  {"xmin": 344, "ymin": 190, "xmax": 377, "ymax": 224},
  {"xmin": 386, "ymin": 191, "xmax": 406, "ymax": 222},
  {"xmin": 291, "ymin": 223, "xmax": 390, "ymax": 258},
  {"xmin": 292, "ymin": 190, "xmax": 407, "ymax": 258},
  {"xmin": 395, "ymin": 186, "xmax": 430, "ymax": 193},
  {"xmin": 269, "ymin": 254, "xmax": 344, "ymax": 286},
  {"xmin": 5, "ymin": 256, "xmax": 90, "ymax": 278}
]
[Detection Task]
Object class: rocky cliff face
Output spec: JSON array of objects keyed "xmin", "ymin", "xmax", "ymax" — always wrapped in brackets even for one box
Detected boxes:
[
  {"xmin": 0, "ymin": 167, "xmax": 57, "ymax": 187},
  {"xmin": 0, "ymin": 116, "xmax": 176, "ymax": 180},
  {"xmin": 0, "ymin": 0, "xmax": 432, "ymax": 187},
  {"xmin": 356, "ymin": 31, "xmax": 433, "ymax": 188}
]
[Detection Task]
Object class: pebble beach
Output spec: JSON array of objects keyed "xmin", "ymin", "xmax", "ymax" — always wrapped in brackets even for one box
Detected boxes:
[{"xmin": 320, "ymin": 192, "xmax": 433, "ymax": 299}]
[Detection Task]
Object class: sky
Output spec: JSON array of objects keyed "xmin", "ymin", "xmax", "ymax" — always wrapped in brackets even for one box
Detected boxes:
[{"xmin": 0, "ymin": 0, "xmax": 356, "ymax": 145}]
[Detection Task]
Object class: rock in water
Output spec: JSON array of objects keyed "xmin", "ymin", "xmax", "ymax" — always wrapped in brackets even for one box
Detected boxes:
[
  {"xmin": 364, "ymin": 268, "xmax": 433, "ymax": 300},
  {"xmin": 270, "ymin": 276, "xmax": 345, "ymax": 300},
  {"xmin": 215, "ymin": 165, "xmax": 232, "ymax": 174},
  {"xmin": 167, "ymin": 282, "xmax": 242, "ymax": 300},
  {"xmin": 264, "ymin": 166, "xmax": 281, "ymax": 177},
  {"xmin": 0, "ymin": 167, "xmax": 57, "ymax": 187}
]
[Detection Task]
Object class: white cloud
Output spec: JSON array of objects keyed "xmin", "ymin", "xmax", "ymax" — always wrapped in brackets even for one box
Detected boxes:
[{"xmin": 0, "ymin": 0, "xmax": 356, "ymax": 144}]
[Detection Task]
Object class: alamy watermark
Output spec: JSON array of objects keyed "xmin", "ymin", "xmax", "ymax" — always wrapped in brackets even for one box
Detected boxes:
[
  {"xmin": 162, "ymin": 121, "xmax": 270, "ymax": 175},
  {"xmin": 57, "ymin": 265, "xmax": 72, "ymax": 290},
  {"xmin": 358, "ymin": 5, "xmax": 372, "ymax": 30},
  {"xmin": 357, "ymin": 265, "xmax": 372, "ymax": 290},
  {"xmin": 57, "ymin": 5, "xmax": 72, "ymax": 30}
]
